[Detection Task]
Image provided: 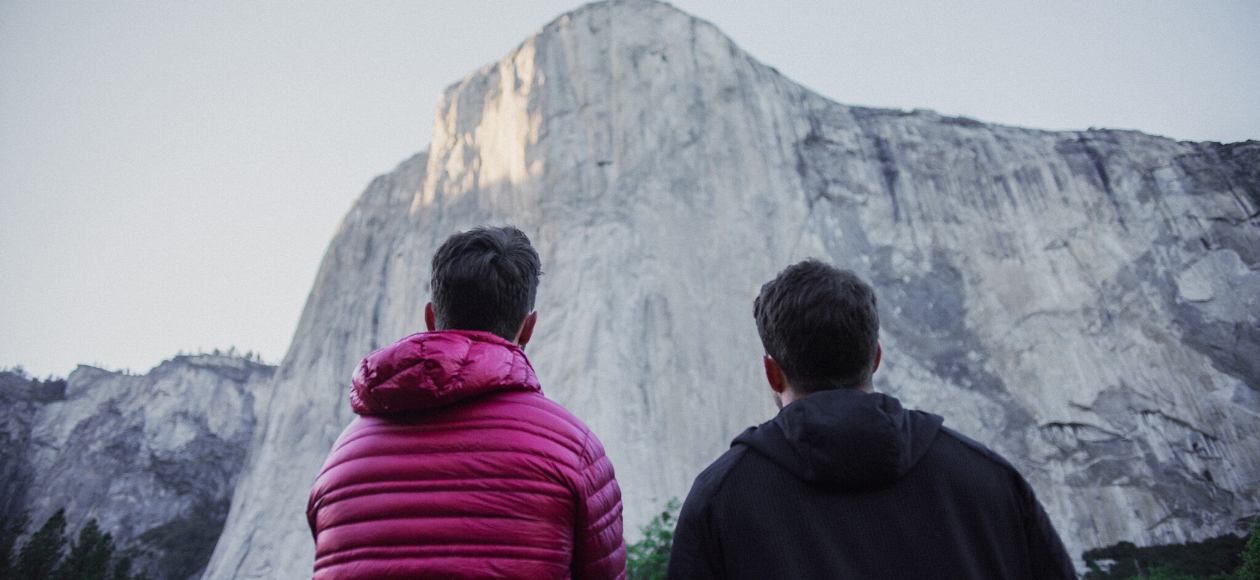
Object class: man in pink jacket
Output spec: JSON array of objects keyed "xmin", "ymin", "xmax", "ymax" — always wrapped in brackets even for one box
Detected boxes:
[{"xmin": 307, "ymin": 226, "xmax": 626, "ymax": 580}]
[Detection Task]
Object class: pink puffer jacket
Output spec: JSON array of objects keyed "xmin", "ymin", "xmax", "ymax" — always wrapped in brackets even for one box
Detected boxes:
[{"xmin": 307, "ymin": 330, "xmax": 625, "ymax": 580}]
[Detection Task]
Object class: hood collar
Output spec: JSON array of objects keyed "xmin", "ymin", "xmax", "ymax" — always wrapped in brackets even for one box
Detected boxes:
[
  {"xmin": 350, "ymin": 330, "xmax": 540, "ymax": 415},
  {"xmin": 734, "ymin": 389, "xmax": 942, "ymax": 491}
]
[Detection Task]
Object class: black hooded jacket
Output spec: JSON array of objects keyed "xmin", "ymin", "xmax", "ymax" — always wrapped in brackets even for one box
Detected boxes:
[{"xmin": 667, "ymin": 389, "xmax": 1074, "ymax": 580}]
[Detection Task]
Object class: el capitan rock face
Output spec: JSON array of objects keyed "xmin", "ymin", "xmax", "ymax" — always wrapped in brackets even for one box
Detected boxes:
[{"xmin": 205, "ymin": 1, "xmax": 1260, "ymax": 577}]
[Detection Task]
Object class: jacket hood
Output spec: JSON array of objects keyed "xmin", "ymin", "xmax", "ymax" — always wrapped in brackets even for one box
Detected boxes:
[
  {"xmin": 733, "ymin": 389, "xmax": 943, "ymax": 491},
  {"xmin": 350, "ymin": 330, "xmax": 540, "ymax": 415}
]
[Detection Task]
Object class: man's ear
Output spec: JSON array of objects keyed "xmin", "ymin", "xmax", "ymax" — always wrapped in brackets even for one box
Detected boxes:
[
  {"xmin": 764, "ymin": 355, "xmax": 789, "ymax": 394},
  {"xmin": 872, "ymin": 342, "xmax": 882, "ymax": 375},
  {"xmin": 425, "ymin": 302, "xmax": 436, "ymax": 332},
  {"xmin": 513, "ymin": 311, "xmax": 538, "ymax": 347}
]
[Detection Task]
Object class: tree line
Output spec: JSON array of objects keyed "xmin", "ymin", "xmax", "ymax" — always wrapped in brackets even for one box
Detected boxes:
[
  {"xmin": 1082, "ymin": 518, "xmax": 1260, "ymax": 580},
  {"xmin": 0, "ymin": 510, "xmax": 146, "ymax": 580}
]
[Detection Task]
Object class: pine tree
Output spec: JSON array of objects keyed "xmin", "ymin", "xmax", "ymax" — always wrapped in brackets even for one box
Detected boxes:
[
  {"xmin": 51, "ymin": 520, "xmax": 112, "ymax": 580},
  {"xmin": 1, "ymin": 515, "xmax": 32, "ymax": 580},
  {"xmin": 106, "ymin": 558, "xmax": 128, "ymax": 580},
  {"xmin": 14, "ymin": 510, "xmax": 67, "ymax": 580},
  {"xmin": 1239, "ymin": 517, "xmax": 1260, "ymax": 580}
]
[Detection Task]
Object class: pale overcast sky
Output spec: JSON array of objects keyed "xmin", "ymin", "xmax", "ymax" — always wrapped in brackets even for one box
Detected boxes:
[{"xmin": 2, "ymin": 0, "xmax": 1258, "ymax": 378}]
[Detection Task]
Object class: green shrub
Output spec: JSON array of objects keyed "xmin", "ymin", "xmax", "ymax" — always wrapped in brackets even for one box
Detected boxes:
[{"xmin": 627, "ymin": 499, "xmax": 680, "ymax": 580}]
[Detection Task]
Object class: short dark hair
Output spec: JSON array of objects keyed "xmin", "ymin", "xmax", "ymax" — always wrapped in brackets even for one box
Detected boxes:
[
  {"xmin": 753, "ymin": 260, "xmax": 879, "ymax": 393},
  {"xmin": 430, "ymin": 226, "xmax": 541, "ymax": 341}
]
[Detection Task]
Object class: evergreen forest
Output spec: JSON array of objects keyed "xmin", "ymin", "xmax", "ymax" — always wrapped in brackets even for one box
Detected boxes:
[{"xmin": 1, "ymin": 510, "xmax": 145, "ymax": 580}]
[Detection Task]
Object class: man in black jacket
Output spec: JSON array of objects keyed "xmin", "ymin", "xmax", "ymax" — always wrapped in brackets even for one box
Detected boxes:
[{"xmin": 667, "ymin": 260, "xmax": 1075, "ymax": 580}]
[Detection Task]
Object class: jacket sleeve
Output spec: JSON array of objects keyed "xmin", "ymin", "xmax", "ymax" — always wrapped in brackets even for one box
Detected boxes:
[
  {"xmin": 306, "ymin": 487, "xmax": 319, "ymax": 541},
  {"xmin": 666, "ymin": 481, "xmax": 723, "ymax": 580},
  {"xmin": 572, "ymin": 430, "xmax": 627, "ymax": 580},
  {"xmin": 307, "ymin": 464, "xmax": 329, "ymax": 543},
  {"xmin": 1016, "ymin": 475, "xmax": 1076, "ymax": 580}
]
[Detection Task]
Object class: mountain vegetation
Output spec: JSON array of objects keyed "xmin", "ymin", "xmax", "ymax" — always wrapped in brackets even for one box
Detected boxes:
[
  {"xmin": 1082, "ymin": 517, "xmax": 1258, "ymax": 580},
  {"xmin": 0, "ymin": 510, "xmax": 146, "ymax": 580},
  {"xmin": 626, "ymin": 498, "xmax": 679, "ymax": 580}
]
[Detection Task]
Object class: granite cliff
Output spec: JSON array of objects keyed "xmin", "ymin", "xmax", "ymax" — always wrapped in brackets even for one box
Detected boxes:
[
  {"xmin": 1, "ymin": 356, "xmax": 273, "ymax": 579},
  {"xmin": 205, "ymin": 0, "xmax": 1260, "ymax": 577}
]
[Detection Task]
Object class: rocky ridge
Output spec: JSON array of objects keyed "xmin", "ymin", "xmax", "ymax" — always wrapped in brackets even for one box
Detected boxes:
[
  {"xmin": 1, "ymin": 355, "xmax": 274, "ymax": 579},
  {"xmin": 205, "ymin": 1, "xmax": 1260, "ymax": 577}
]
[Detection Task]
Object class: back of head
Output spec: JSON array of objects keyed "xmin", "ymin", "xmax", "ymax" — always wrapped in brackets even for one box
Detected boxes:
[
  {"xmin": 754, "ymin": 260, "xmax": 879, "ymax": 393},
  {"xmin": 430, "ymin": 226, "xmax": 541, "ymax": 341}
]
